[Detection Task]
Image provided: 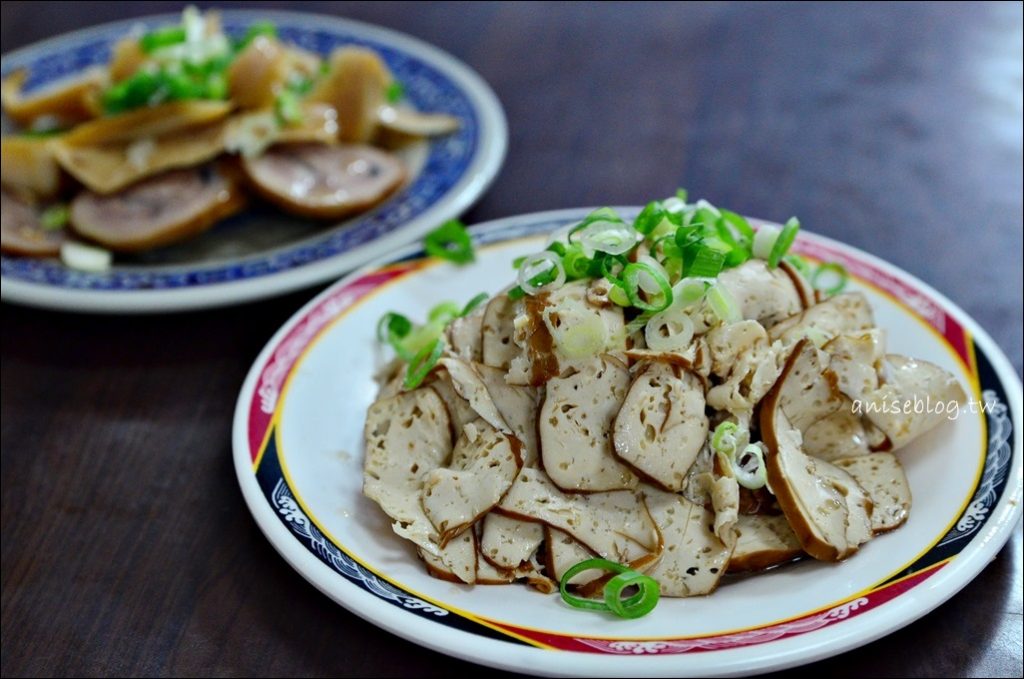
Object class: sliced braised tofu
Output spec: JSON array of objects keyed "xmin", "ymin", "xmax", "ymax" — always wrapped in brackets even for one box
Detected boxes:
[
  {"xmin": 802, "ymin": 405, "xmax": 872, "ymax": 461},
  {"xmin": 0, "ymin": 188, "xmax": 66, "ymax": 256},
  {"xmin": 835, "ymin": 453, "xmax": 911, "ymax": 533},
  {"xmin": 422, "ymin": 419, "xmax": 522, "ymax": 546},
  {"xmin": 704, "ymin": 473, "xmax": 741, "ymax": 546},
  {"xmin": 508, "ymin": 281, "xmax": 626, "ymax": 386},
  {"xmin": 729, "ymin": 514, "xmax": 804, "ymax": 572},
  {"xmin": 241, "ymin": 143, "xmax": 404, "ymax": 219},
  {"xmin": 773, "ymin": 339, "xmax": 845, "ymax": 431},
  {"xmin": 426, "ymin": 373, "xmax": 478, "ymax": 436},
  {"xmin": 613, "ymin": 362, "xmax": 707, "ymax": 491},
  {"xmin": 474, "ymin": 363, "xmax": 541, "ymax": 466},
  {"xmin": 704, "ymin": 321, "xmax": 782, "ymax": 414},
  {"xmin": 446, "ymin": 303, "xmax": 485, "ymax": 362},
  {"xmin": 479, "ymin": 513, "xmax": 544, "ymax": 569},
  {"xmin": 768, "ymin": 293, "xmax": 875, "ymax": 345},
  {"xmin": 69, "ymin": 166, "xmax": 244, "ymax": 252},
  {"xmin": 705, "ymin": 320, "xmax": 770, "ymax": 378},
  {"xmin": 539, "ymin": 354, "xmax": 638, "ymax": 491},
  {"xmin": 761, "ymin": 404, "xmax": 873, "ymax": 562},
  {"xmin": 437, "ymin": 358, "xmax": 511, "ymax": 435},
  {"xmin": 545, "ymin": 527, "xmax": 604, "ymax": 586},
  {"xmin": 480, "ymin": 291, "xmax": 521, "ymax": 370},
  {"xmin": 823, "ymin": 331, "xmax": 886, "ymax": 402},
  {"xmin": 418, "ymin": 529, "xmax": 477, "ymax": 584},
  {"xmin": 497, "ymin": 468, "xmax": 658, "ymax": 566},
  {"xmin": 364, "ymin": 389, "xmax": 453, "ymax": 554},
  {"xmin": 624, "ymin": 340, "xmax": 710, "ymax": 379},
  {"xmin": 475, "ymin": 554, "xmax": 515, "ymax": 585},
  {"xmin": 858, "ymin": 355, "xmax": 966, "ymax": 450},
  {"xmin": 643, "ymin": 487, "xmax": 733, "ymax": 596},
  {"xmin": 715, "ymin": 259, "xmax": 807, "ymax": 327}
]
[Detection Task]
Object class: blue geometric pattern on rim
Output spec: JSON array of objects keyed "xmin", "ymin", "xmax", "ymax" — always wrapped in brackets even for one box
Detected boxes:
[{"xmin": 0, "ymin": 14, "xmax": 478, "ymax": 290}]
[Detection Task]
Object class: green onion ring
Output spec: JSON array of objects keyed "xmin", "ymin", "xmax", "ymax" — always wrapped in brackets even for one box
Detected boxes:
[
  {"xmin": 622, "ymin": 260, "xmax": 673, "ymax": 312},
  {"xmin": 376, "ymin": 312, "xmax": 412, "ymax": 345},
  {"xmin": 767, "ymin": 217, "xmax": 800, "ymax": 268},
  {"xmin": 559, "ymin": 558, "xmax": 661, "ymax": 619},
  {"xmin": 403, "ymin": 338, "xmax": 444, "ymax": 390},
  {"xmin": 811, "ymin": 262, "xmax": 849, "ymax": 296},
  {"xmin": 424, "ymin": 220, "xmax": 474, "ymax": 265},
  {"xmin": 603, "ymin": 571, "xmax": 661, "ymax": 619},
  {"xmin": 460, "ymin": 292, "xmax": 489, "ymax": 316}
]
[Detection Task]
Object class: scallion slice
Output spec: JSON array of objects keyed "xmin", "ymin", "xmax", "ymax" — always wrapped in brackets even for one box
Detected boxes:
[
  {"xmin": 517, "ymin": 251, "xmax": 566, "ymax": 295},
  {"xmin": 603, "ymin": 571, "xmax": 660, "ymax": 619},
  {"xmin": 734, "ymin": 444, "xmax": 768, "ymax": 490},
  {"xmin": 460, "ymin": 292, "xmax": 489, "ymax": 316},
  {"xmin": 811, "ymin": 262, "xmax": 849, "ymax": 296},
  {"xmin": 707, "ymin": 283, "xmax": 741, "ymax": 324},
  {"xmin": 752, "ymin": 224, "xmax": 780, "ymax": 260},
  {"xmin": 403, "ymin": 338, "xmax": 444, "ymax": 390},
  {"xmin": 767, "ymin": 217, "xmax": 800, "ymax": 268},
  {"xmin": 621, "ymin": 258, "xmax": 673, "ymax": 312},
  {"xmin": 559, "ymin": 558, "xmax": 660, "ymax": 619},
  {"xmin": 39, "ymin": 204, "xmax": 69, "ymax": 231},
  {"xmin": 424, "ymin": 220, "xmax": 474, "ymax": 265}
]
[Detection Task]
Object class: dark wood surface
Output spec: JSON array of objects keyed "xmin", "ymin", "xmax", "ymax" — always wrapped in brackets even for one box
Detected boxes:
[{"xmin": 2, "ymin": 2, "xmax": 1021, "ymax": 677}]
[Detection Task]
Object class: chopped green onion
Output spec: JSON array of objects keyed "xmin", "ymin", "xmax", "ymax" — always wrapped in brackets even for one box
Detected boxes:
[
  {"xmin": 645, "ymin": 305, "xmax": 694, "ymax": 351},
  {"xmin": 140, "ymin": 26, "xmax": 187, "ymax": 54},
  {"xmin": 39, "ymin": 204, "xmax": 69, "ymax": 231},
  {"xmin": 460, "ymin": 292, "xmax": 489, "ymax": 316},
  {"xmin": 559, "ymin": 558, "xmax": 660, "ymax": 619},
  {"xmin": 784, "ymin": 253, "xmax": 814, "ymax": 278},
  {"xmin": 711, "ymin": 421, "xmax": 739, "ymax": 456},
  {"xmin": 752, "ymin": 224, "xmax": 780, "ymax": 260},
  {"xmin": 707, "ymin": 283, "xmax": 741, "ymax": 324},
  {"xmin": 811, "ymin": 262, "xmax": 849, "ymax": 296},
  {"xmin": 562, "ymin": 245, "xmax": 592, "ymax": 280},
  {"xmin": 768, "ymin": 217, "xmax": 800, "ymax": 268},
  {"xmin": 673, "ymin": 277, "xmax": 710, "ymax": 307},
  {"xmin": 720, "ymin": 209, "xmax": 755, "ymax": 241},
  {"xmin": 621, "ymin": 258, "xmax": 673, "ymax": 312},
  {"xmin": 685, "ymin": 243, "xmax": 727, "ymax": 278},
  {"xmin": 274, "ymin": 90, "xmax": 303, "ymax": 126},
  {"xmin": 403, "ymin": 338, "xmax": 444, "ymax": 390},
  {"xmin": 675, "ymin": 188, "xmax": 688, "ymax": 203},
  {"xmin": 235, "ymin": 21, "xmax": 277, "ymax": 51},
  {"xmin": 428, "ymin": 301, "xmax": 461, "ymax": 324},
  {"xmin": 385, "ymin": 80, "xmax": 405, "ymax": 103},
  {"xmin": 424, "ymin": 220, "xmax": 474, "ymax": 265},
  {"xmin": 603, "ymin": 571, "xmax": 660, "ymax": 619},
  {"xmin": 633, "ymin": 201, "xmax": 679, "ymax": 236},
  {"xmin": 734, "ymin": 444, "xmax": 768, "ymax": 490},
  {"xmin": 507, "ymin": 286, "xmax": 526, "ymax": 301},
  {"xmin": 607, "ymin": 285, "xmax": 630, "ymax": 307},
  {"xmin": 517, "ymin": 251, "xmax": 565, "ymax": 295}
]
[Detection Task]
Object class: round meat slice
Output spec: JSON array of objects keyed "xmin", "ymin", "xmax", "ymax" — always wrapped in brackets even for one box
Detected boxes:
[
  {"xmin": 69, "ymin": 166, "xmax": 244, "ymax": 252},
  {"xmin": 241, "ymin": 143, "xmax": 405, "ymax": 219},
  {"xmin": 1, "ymin": 188, "xmax": 66, "ymax": 256}
]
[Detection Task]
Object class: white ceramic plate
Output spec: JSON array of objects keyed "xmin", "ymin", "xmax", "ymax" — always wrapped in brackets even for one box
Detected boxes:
[
  {"xmin": 232, "ymin": 208, "xmax": 1022, "ymax": 677},
  {"xmin": 0, "ymin": 10, "xmax": 506, "ymax": 313}
]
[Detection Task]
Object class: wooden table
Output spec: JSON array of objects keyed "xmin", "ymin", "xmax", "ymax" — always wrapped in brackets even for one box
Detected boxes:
[{"xmin": 2, "ymin": 2, "xmax": 1021, "ymax": 676}]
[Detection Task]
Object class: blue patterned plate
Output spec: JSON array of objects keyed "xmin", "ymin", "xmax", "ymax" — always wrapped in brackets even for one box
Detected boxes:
[{"xmin": 0, "ymin": 10, "xmax": 506, "ymax": 312}]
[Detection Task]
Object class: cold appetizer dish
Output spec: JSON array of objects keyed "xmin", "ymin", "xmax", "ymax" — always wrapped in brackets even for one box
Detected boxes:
[
  {"xmin": 0, "ymin": 7, "xmax": 458, "ymax": 270},
  {"xmin": 364, "ymin": 194, "xmax": 965, "ymax": 618}
]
